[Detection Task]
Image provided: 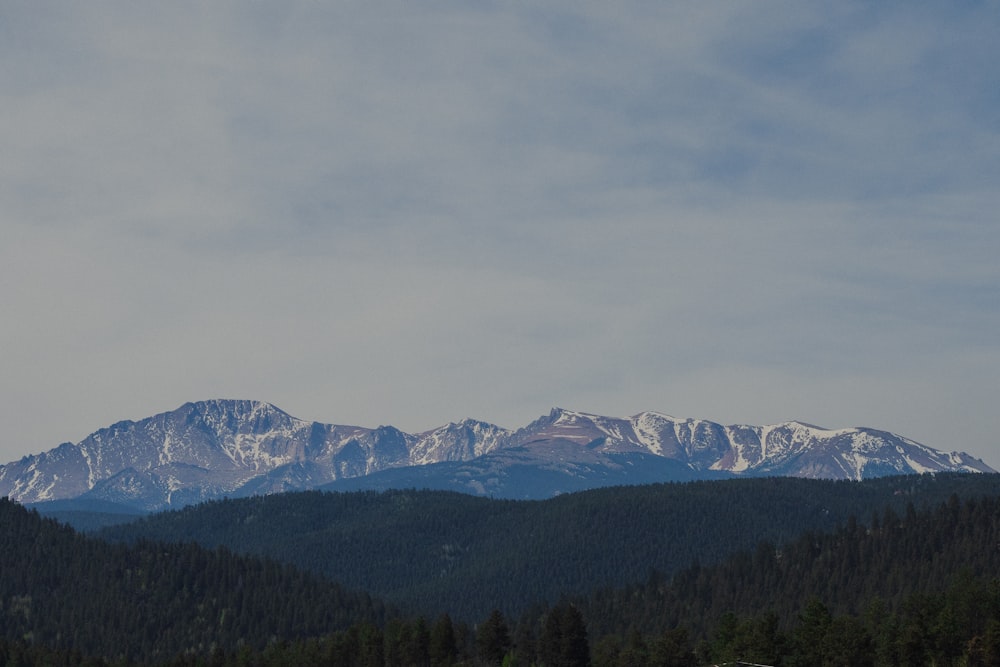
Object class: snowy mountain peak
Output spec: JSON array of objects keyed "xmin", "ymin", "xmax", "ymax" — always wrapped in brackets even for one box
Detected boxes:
[{"xmin": 1, "ymin": 400, "xmax": 994, "ymax": 509}]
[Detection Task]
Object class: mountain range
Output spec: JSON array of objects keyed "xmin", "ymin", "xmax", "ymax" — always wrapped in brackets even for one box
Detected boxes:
[{"xmin": 1, "ymin": 399, "xmax": 993, "ymax": 511}]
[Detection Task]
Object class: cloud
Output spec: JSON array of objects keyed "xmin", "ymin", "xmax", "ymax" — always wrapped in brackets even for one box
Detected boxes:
[{"xmin": 1, "ymin": 1, "xmax": 998, "ymax": 464}]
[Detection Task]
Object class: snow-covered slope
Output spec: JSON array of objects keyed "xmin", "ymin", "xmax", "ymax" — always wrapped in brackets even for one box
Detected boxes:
[
  {"xmin": 1, "ymin": 400, "xmax": 430, "ymax": 510},
  {"xmin": 512, "ymin": 408, "xmax": 992, "ymax": 480},
  {"xmin": 2, "ymin": 400, "xmax": 993, "ymax": 509}
]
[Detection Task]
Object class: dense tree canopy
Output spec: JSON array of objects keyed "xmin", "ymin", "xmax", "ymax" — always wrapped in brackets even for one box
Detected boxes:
[
  {"xmin": 0, "ymin": 499, "xmax": 387, "ymax": 663},
  {"xmin": 99, "ymin": 473, "xmax": 1000, "ymax": 620},
  {"xmin": 7, "ymin": 474, "xmax": 1000, "ymax": 665}
]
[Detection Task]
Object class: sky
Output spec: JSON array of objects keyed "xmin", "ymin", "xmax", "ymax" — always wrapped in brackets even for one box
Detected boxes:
[{"xmin": 2, "ymin": 2, "xmax": 998, "ymax": 466}]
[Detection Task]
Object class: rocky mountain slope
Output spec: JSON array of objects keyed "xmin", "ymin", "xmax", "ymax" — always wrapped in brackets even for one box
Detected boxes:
[{"xmin": 2, "ymin": 400, "xmax": 993, "ymax": 510}]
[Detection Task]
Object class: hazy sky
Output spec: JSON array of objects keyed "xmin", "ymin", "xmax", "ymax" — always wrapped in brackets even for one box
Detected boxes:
[{"xmin": 2, "ymin": 2, "xmax": 998, "ymax": 465}]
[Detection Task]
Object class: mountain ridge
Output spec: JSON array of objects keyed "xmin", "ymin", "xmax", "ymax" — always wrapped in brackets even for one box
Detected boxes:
[{"xmin": 2, "ymin": 399, "xmax": 993, "ymax": 510}]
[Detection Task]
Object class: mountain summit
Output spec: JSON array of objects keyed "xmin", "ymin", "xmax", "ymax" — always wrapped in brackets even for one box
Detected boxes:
[{"xmin": 1, "ymin": 400, "xmax": 992, "ymax": 510}]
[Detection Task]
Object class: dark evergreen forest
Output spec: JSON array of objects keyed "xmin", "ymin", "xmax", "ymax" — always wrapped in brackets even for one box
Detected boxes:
[
  {"xmin": 100, "ymin": 473, "xmax": 1000, "ymax": 620},
  {"xmin": 0, "ymin": 499, "xmax": 388, "ymax": 663},
  {"xmin": 5, "ymin": 473, "xmax": 1000, "ymax": 665}
]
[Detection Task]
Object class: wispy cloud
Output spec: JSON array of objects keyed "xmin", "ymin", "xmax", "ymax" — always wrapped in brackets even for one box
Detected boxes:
[{"xmin": 1, "ymin": 1, "xmax": 997, "ymax": 462}]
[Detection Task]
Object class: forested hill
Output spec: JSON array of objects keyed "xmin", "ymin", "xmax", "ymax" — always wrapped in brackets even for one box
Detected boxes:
[
  {"xmin": 574, "ymin": 491, "xmax": 1000, "ymax": 665},
  {"xmin": 7, "ymin": 475, "xmax": 1000, "ymax": 665},
  {"xmin": 582, "ymin": 491, "xmax": 1000, "ymax": 636},
  {"xmin": 0, "ymin": 498, "xmax": 389, "ymax": 663},
  {"xmin": 100, "ymin": 473, "xmax": 1000, "ymax": 621}
]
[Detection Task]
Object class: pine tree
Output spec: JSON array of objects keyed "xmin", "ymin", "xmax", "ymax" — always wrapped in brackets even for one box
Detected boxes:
[
  {"xmin": 648, "ymin": 627, "xmax": 696, "ymax": 667},
  {"xmin": 477, "ymin": 610, "xmax": 511, "ymax": 666},
  {"xmin": 540, "ymin": 602, "xmax": 590, "ymax": 667},
  {"xmin": 430, "ymin": 613, "xmax": 458, "ymax": 667}
]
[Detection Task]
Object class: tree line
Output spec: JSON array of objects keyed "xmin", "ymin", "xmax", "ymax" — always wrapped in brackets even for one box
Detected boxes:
[
  {"xmin": 7, "ymin": 474, "xmax": 1000, "ymax": 664},
  {"xmin": 0, "ymin": 499, "xmax": 388, "ymax": 663},
  {"xmin": 98, "ymin": 473, "xmax": 1000, "ymax": 621}
]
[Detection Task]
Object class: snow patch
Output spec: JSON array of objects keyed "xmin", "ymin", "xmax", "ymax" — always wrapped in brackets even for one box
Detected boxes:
[{"xmin": 722, "ymin": 426, "xmax": 751, "ymax": 472}]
